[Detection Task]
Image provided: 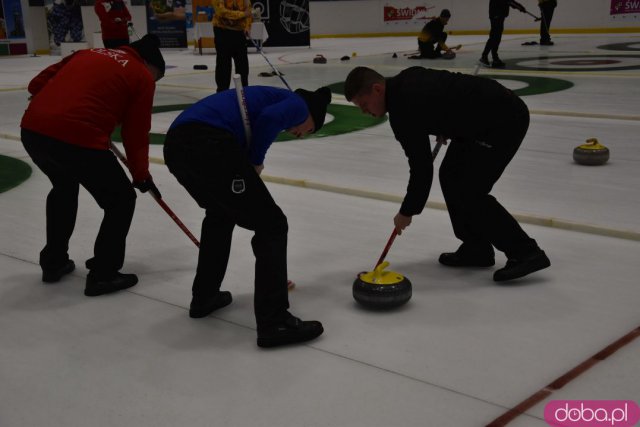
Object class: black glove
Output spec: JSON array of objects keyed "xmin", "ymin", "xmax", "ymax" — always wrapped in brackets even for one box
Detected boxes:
[{"xmin": 133, "ymin": 177, "xmax": 162, "ymax": 199}]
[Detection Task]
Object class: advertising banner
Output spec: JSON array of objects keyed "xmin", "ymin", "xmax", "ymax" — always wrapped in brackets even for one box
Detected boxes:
[
  {"xmin": 383, "ymin": 1, "xmax": 435, "ymax": 26},
  {"xmin": 610, "ymin": 0, "xmax": 640, "ymax": 20},
  {"xmin": 0, "ymin": 0, "xmax": 27, "ymax": 55},
  {"xmin": 146, "ymin": 0, "xmax": 188, "ymax": 48},
  {"xmin": 44, "ymin": 0, "xmax": 86, "ymax": 53},
  {"xmin": 261, "ymin": 0, "xmax": 309, "ymax": 47},
  {"xmin": 191, "ymin": 0, "xmax": 309, "ymax": 51}
]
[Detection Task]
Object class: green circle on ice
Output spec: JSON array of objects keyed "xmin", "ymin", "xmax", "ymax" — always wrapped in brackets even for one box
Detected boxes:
[{"xmin": 0, "ymin": 155, "xmax": 32, "ymax": 193}]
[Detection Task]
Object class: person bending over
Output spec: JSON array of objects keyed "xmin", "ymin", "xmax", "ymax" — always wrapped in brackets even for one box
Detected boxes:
[
  {"xmin": 345, "ymin": 66, "xmax": 550, "ymax": 283},
  {"xmin": 21, "ymin": 34, "xmax": 165, "ymax": 296},
  {"xmin": 164, "ymin": 85, "xmax": 331, "ymax": 348}
]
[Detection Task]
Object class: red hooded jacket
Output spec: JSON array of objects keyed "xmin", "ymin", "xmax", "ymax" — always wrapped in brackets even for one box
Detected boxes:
[
  {"xmin": 95, "ymin": 0, "xmax": 132, "ymax": 40},
  {"xmin": 21, "ymin": 47, "xmax": 155, "ymax": 182}
]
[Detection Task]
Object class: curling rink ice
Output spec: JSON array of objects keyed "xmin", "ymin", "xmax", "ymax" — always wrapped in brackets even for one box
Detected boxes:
[{"xmin": 1, "ymin": 33, "xmax": 639, "ymax": 426}]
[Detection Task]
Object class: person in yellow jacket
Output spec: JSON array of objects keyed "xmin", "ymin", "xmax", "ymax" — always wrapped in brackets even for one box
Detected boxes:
[
  {"xmin": 412, "ymin": 9, "xmax": 460, "ymax": 59},
  {"xmin": 212, "ymin": 0, "xmax": 252, "ymax": 92}
]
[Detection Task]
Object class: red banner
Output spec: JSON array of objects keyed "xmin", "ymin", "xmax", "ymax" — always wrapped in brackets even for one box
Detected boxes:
[
  {"xmin": 610, "ymin": 0, "xmax": 640, "ymax": 15},
  {"xmin": 384, "ymin": 6, "xmax": 427, "ymax": 22},
  {"xmin": 383, "ymin": 2, "xmax": 434, "ymax": 24}
]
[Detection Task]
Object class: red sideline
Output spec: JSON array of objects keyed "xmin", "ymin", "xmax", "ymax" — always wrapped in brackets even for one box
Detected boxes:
[{"xmin": 486, "ymin": 325, "xmax": 640, "ymax": 427}]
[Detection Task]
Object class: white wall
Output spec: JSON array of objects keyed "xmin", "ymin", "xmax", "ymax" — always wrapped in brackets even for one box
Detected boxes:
[
  {"xmin": 21, "ymin": 0, "xmax": 49, "ymax": 54},
  {"xmin": 309, "ymin": 0, "xmax": 640, "ymax": 36},
  {"xmin": 21, "ymin": 0, "xmax": 640, "ymax": 53}
]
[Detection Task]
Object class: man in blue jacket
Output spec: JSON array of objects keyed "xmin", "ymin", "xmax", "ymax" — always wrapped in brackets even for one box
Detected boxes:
[{"xmin": 164, "ymin": 85, "xmax": 331, "ymax": 348}]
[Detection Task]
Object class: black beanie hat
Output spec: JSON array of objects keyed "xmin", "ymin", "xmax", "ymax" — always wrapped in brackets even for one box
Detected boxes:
[
  {"xmin": 129, "ymin": 34, "xmax": 165, "ymax": 78},
  {"xmin": 294, "ymin": 87, "xmax": 332, "ymax": 132},
  {"xmin": 440, "ymin": 9, "xmax": 451, "ymax": 18}
]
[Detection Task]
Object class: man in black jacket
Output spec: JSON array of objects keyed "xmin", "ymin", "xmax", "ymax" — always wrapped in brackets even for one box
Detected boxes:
[
  {"xmin": 344, "ymin": 66, "xmax": 550, "ymax": 282},
  {"xmin": 480, "ymin": 0, "xmax": 527, "ymax": 68},
  {"xmin": 539, "ymin": 0, "xmax": 558, "ymax": 45}
]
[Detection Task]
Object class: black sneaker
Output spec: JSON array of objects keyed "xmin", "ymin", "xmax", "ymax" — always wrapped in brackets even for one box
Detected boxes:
[
  {"xmin": 257, "ymin": 315, "xmax": 324, "ymax": 348},
  {"xmin": 42, "ymin": 259, "xmax": 75, "ymax": 283},
  {"xmin": 540, "ymin": 40, "xmax": 554, "ymax": 46},
  {"xmin": 189, "ymin": 291, "xmax": 232, "ymax": 318},
  {"xmin": 492, "ymin": 58, "xmax": 506, "ymax": 68},
  {"xmin": 84, "ymin": 272, "xmax": 138, "ymax": 296},
  {"xmin": 494, "ymin": 250, "xmax": 550, "ymax": 282},
  {"xmin": 479, "ymin": 56, "xmax": 491, "ymax": 67},
  {"xmin": 439, "ymin": 252, "xmax": 495, "ymax": 267}
]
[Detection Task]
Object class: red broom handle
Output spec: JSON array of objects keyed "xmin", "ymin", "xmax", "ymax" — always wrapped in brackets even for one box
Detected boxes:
[
  {"xmin": 110, "ymin": 141, "xmax": 200, "ymax": 248},
  {"xmin": 374, "ymin": 136, "xmax": 448, "ymax": 269},
  {"xmin": 374, "ymin": 228, "xmax": 398, "ymax": 269}
]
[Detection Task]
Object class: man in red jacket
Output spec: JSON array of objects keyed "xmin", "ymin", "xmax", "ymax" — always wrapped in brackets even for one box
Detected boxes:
[
  {"xmin": 94, "ymin": 0, "xmax": 132, "ymax": 48},
  {"xmin": 20, "ymin": 34, "xmax": 165, "ymax": 296}
]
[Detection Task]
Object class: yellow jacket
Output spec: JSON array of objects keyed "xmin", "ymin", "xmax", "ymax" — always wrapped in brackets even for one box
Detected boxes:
[{"xmin": 213, "ymin": 0, "xmax": 252, "ymax": 32}]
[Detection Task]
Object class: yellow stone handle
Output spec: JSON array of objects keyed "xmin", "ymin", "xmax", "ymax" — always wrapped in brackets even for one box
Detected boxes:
[
  {"xmin": 373, "ymin": 261, "xmax": 390, "ymax": 280},
  {"xmin": 579, "ymin": 138, "xmax": 607, "ymax": 150}
]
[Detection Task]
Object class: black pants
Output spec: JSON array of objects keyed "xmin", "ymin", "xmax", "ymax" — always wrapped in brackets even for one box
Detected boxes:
[
  {"xmin": 103, "ymin": 38, "xmax": 129, "ymax": 49},
  {"xmin": 539, "ymin": 1, "xmax": 557, "ymax": 43},
  {"xmin": 213, "ymin": 26, "xmax": 249, "ymax": 92},
  {"xmin": 163, "ymin": 123, "xmax": 289, "ymax": 328},
  {"xmin": 482, "ymin": 16, "xmax": 505, "ymax": 59},
  {"xmin": 418, "ymin": 33, "xmax": 447, "ymax": 58},
  {"xmin": 21, "ymin": 129, "xmax": 136, "ymax": 276},
  {"xmin": 438, "ymin": 97, "xmax": 538, "ymax": 260}
]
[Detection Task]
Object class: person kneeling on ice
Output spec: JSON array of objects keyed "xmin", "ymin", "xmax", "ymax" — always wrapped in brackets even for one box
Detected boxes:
[
  {"xmin": 411, "ymin": 9, "xmax": 458, "ymax": 59},
  {"xmin": 163, "ymin": 85, "xmax": 331, "ymax": 348},
  {"xmin": 20, "ymin": 34, "xmax": 165, "ymax": 296},
  {"xmin": 344, "ymin": 66, "xmax": 550, "ymax": 282}
]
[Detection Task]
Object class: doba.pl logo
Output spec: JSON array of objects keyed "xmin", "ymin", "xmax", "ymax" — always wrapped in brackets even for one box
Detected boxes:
[{"xmin": 544, "ymin": 400, "xmax": 640, "ymax": 426}]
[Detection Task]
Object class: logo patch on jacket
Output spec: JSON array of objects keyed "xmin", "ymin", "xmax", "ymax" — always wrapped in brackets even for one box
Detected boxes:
[{"xmin": 232, "ymin": 177, "xmax": 245, "ymax": 194}]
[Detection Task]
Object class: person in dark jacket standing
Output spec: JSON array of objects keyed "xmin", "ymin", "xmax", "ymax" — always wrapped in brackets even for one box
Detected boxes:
[
  {"xmin": 480, "ymin": 0, "xmax": 527, "ymax": 68},
  {"xmin": 344, "ymin": 66, "xmax": 550, "ymax": 282},
  {"xmin": 163, "ymin": 85, "xmax": 331, "ymax": 348},
  {"xmin": 94, "ymin": 0, "xmax": 132, "ymax": 48},
  {"xmin": 20, "ymin": 34, "xmax": 165, "ymax": 296},
  {"xmin": 538, "ymin": 0, "xmax": 557, "ymax": 45}
]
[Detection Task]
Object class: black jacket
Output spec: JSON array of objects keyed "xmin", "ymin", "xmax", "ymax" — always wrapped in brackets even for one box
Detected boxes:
[
  {"xmin": 490, "ymin": 0, "xmax": 525, "ymax": 18},
  {"xmin": 385, "ymin": 67, "xmax": 521, "ymax": 216},
  {"xmin": 420, "ymin": 18, "xmax": 445, "ymax": 43}
]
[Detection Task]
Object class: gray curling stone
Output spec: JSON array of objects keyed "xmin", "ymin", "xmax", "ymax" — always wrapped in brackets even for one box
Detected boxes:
[
  {"xmin": 573, "ymin": 138, "xmax": 609, "ymax": 165},
  {"xmin": 353, "ymin": 261, "xmax": 412, "ymax": 309}
]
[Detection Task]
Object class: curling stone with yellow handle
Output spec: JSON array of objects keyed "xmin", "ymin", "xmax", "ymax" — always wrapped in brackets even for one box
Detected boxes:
[
  {"xmin": 353, "ymin": 261, "xmax": 412, "ymax": 309},
  {"xmin": 573, "ymin": 138, "xmax": 609, "ymax": 166}
]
